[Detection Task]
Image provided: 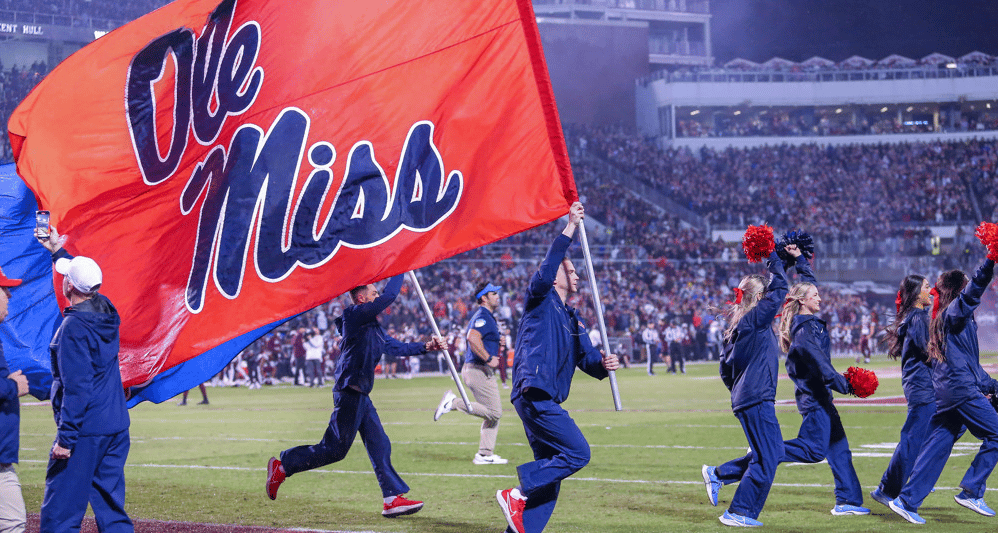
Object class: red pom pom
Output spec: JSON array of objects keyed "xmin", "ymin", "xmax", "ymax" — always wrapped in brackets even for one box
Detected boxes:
[
  {"xmin": 976, "ymin": 222, "xmax": 998, "ymax": 262},
  {"xmin": 843, "ymin": 367, "xmax": 878, "ymax": 398},
  {"xmin": 742, "ymin": 225, "xmax": 775, "ymax": 263}
]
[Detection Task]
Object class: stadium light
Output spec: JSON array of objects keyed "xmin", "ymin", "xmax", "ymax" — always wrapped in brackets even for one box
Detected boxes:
[
  {"xmin": 733, "ymin": 111, "xmax": 741, "ymax": 115},
  {"xmin": 945, "ymin": 62, "xmax": 957, "ymax": 69},
  {"xmin": 880, "ymin": 107, "xmax": 888, "ymax": 113},
  {"xmin": 835, "ymin": 108, "xmax": 842, "ymax": 114},
  {"xmin": 690, "ymin": 110, "xmax": 700, "ymax": 115},
  {"xmin": 906, "ymin": 106, "xmax": 913, "ymax": 112}
]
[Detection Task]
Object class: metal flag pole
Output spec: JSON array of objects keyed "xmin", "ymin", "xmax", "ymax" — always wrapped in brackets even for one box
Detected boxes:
[
  {"xmin": 578, "ymin": 221, "xmax": 623, "ymax": 411},
  {"xmin": 406, "ymin": 270, "xmax": 471, "ymax": 407}
]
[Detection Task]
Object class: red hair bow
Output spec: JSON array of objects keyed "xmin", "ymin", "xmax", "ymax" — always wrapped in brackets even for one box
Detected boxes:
[
  {"xmin": 930, "ymin": 287, "xmax": 940, "ymax": 320},
  {"xmin": 895, "ymin": 290, "xmax": 903, "ymax": 314},
  {"xmin": 727, "ymin": 287, "xmax": 744, "ymax": 306}
]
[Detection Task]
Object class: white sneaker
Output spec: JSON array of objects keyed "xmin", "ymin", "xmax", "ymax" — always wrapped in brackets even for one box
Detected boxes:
[
  {"xmin": 473, "ymin": 453, "xmax": 508, "ymax": 465},
  {"xmin": 434, "ymin": 390, "xmax": 456, "ymax": 421}
]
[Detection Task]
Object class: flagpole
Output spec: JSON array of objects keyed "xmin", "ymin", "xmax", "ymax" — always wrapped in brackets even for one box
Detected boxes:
[
  {"xmin": 578, "ymin": 221, "xmax": 623, "ymax": 411},
  {"xmin": 406, "ymin": 270, "xmax": 471, "ymax": 408}
]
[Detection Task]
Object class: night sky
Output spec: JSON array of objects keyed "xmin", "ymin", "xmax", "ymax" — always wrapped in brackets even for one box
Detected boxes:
[{"xmin": 711, "ymin": 0, "xmax": 998, "ymax": 64}]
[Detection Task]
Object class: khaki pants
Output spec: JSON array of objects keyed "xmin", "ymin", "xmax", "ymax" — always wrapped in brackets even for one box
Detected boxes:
[
  {"xmin": 0, "ymin": 463, "xmax": 26, "ymax": 533},
  {"xmin": 452, "ymin": 363, "xmax": 502, "ymax": 456}
]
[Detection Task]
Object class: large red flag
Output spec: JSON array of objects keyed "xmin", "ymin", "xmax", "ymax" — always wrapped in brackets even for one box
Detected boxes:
[{"xmin": 9, "ymin": 0, "xmax": 574, "ymax": 388}]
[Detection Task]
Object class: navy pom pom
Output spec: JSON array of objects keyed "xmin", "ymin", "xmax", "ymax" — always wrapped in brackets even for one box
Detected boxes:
[{"xmin": 776, "ymin": 229, "xmax": 815, "ymax": 266}]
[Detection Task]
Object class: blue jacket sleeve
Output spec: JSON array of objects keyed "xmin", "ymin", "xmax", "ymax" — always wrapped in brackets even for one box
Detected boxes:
[
  {"xmin": 794, "ymin": 256, "xmax": 817, "ymax": 285},
  {"xmin": 0, "ymin": 351, "xmax": 15, "ymax": 406},
  {"xmin": 384, "ymin": 336, "xmax": 427, "ymax": 359},
  {"xmin": 351, "ymin": 275, "xmax": 404, "ymax": 323},
  {"xmin": 719, "ymin": 343, "xmax": 734, "ymax": 390},
  {"xmin": 744, "ymin": 251, "xmax": 788, "ymax": 329},
  {"xmin": 54, "ymin": 318, "xmax": 96, "ymax": 449},
  {"xmin": 526, "ymin": 235, "xmax": 572, "ymax": 306},
  {"xmin": 575, "ymin": 319, "xmax": 609, "ymax": 380},
  {"xmin": 902, "ymin": 312, "xmax": 929, "ymax": 364},
  {"xmin": 795, "ymin": 321, "xmax": 849, "ymax": 395},
  {"xmin": 949, "ymin": 258, "xmax": 994, "ymax": 326},
  {"xmin": 0, "ymin": 377, "xmax": 16, "ymax": 407}
]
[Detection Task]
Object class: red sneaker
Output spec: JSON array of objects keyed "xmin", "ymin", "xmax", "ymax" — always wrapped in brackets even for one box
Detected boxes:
[
  {"xmin": 382, "ymin": 494, "xmax": 424, "ymax": 517},
  {"xmin": 266, "ymin": 457, "xmax": 285, "ymax": 500},
  {"xmin": 496, "ymin": 487, "xmax": 526, "ymax": 533}
]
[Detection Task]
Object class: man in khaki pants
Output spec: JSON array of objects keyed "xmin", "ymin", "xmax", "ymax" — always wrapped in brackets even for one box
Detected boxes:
[{"xmin": 434, "ymin": 282, "xmax": 506, "ymax": 465}]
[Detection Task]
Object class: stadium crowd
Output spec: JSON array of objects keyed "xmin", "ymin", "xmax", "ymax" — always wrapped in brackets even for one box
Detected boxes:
[
  {"xmin": 573, "ymin": 124, "xmax": 995, "ymax": 240},
  {"xmin": 674, "ymin": 113, "xmax": 997, "ymax": 139},
  {"xmin": 0, "ymin": 63, "xmax": 47, "ymax": 162},
  {"xmin": 205, "ymin": 122, "xmax": 998, "ymax": 385},
  {"xmin": 0, "ymin": 0, "xmax": 170, "ymax": 26}
]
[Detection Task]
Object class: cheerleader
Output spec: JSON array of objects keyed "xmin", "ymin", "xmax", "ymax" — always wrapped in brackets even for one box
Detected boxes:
[
  {"xmin": 775, "ymin": 255, "xmax": 869, "ymax": 516},
  {"xmin": 889, "ymin": 254, "xmax": 998, "ymax": 524},
  {"xmin": 700, "ymin": 245, "xmax": 797, "ymax": 527},
  {"xmin": 870, "ymin": 275, "xmax": 933, "ymax": 506}
]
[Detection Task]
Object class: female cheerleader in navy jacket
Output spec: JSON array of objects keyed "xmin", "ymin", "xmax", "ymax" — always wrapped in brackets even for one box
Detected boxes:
[
  {"xmin": 870, "ymin": 275, "xmax": 933, "ymax": 506},
  {"xmin": 889, "ymin": 255, "xmax": 998, "ymax": 524},
  {"xmin": 700, "ymin": 245, "xmax": 796, "ymax": 527},
  {"xmin": 775, "ymin": 257, "xmax": 869, "ymax": 516}
]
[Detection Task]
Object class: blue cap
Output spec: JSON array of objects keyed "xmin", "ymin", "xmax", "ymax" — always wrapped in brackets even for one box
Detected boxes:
[{"xmin": 476, "ymin": 282, "xmax": 502, "ymax": 301}]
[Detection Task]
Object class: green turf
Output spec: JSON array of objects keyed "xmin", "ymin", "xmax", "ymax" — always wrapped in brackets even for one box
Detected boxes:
[{"xmin": 16, "ymin": 354, "xmax": 998, "ymax": 532}]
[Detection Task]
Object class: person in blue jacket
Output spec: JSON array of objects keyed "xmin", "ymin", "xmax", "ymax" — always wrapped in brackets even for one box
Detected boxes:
[
  {"xmin": 700, "ymin": 244, "xmax": 796, "ymax": 527},
  {"xmin": 495, "ymin": 202, "xmax": 619, "ymax": 533},
  {"xmin": 265, "ymin": 274, "xmax": 445, "ymax": 518},
  {"xmin": 1, "ymin": 267, "xmax": 30, "ymax": 533},
  {"xmin": 870, "ymin": 275, "xmax": 934, "ymax": 506},
  {"xmin": 774, "ymin": 258, "xmax": 869, "ymax": 516},
  {"xmin": 889, "ymin": 254, "xmax": 998, "ymax": 524},
  {"xmin": 38, "ymin": 233, "xmax": 133, "ymax": 533}
]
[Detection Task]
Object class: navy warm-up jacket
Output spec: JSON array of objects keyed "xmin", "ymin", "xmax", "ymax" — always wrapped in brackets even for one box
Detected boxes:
[
  {"xmin": 720, "ymin": 251, "xmax": 788, "ymax": 412},
  {"xmin": 511, "ymin": 234, "xmax": 608, "ymax": 404},
  {"xmin": 49, "ymin": 293, "xmax": 130, "ymax": 450},
  {"xmin": 785, "ymin": 314, "xmax": 849, "ymax": 413},
  {"xmin": 931, "ymin": 258, "xmax": 998, "ymax": 412},
  {"xmin": 898, "ymin": 307, "xmax": 933, "ymax": 406},
  {"xmin": 333, "ymin": 274, "xmax": 426, "ymax": 395}
]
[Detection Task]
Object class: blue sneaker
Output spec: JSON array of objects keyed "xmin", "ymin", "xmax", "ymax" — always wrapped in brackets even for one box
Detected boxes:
[
  {"xmin": 701, "ymin": 465, "xmax": 721, "ymax": 506},
  {"xmin": 831, "ymin": 504, "xmax": 871, "ymax": 515},
  {"xmin": 719, "ymin": 510, "xmax": 763, "ymax": 527},
  {"xmin": 888, "ymin": 498, "xmax": 926, "ymax": 525},
  {"xmin": 954, "ymin": 494, "xmax": 996, "ymax": 517},
  {"xmin": 870, "ymin": 488, "xmax": 892, "ymax": 508}
]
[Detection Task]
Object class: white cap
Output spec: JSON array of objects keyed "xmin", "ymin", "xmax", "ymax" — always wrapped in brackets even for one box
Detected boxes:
[{"xmin": 55, "ymin": 256, "xmax": 103, "ymax": 293}]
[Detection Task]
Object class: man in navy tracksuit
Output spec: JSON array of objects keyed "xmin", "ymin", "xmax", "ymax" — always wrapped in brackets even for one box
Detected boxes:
[
  {"xmin": 890, "ymin": 257, "xmax": 998, "ymax": 523},
  {"xmin": 1, "ymin": 267, "xmax": 30, "ymax": 533},
  {"xmin": 266, "ymin": 274, "xmax": 444, "ymax": 517},
  {"xmin": 495, "ymin": 202, "xmax": 620, "ymax": 533},
  {"xmin": 39, "ymin": 242, "xmax": 133, "ymax": 533}
]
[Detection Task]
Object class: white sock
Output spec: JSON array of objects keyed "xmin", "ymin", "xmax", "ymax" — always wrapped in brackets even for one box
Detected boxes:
[{"xmin": 384, "ymin": 495, "xmax": 397, "ymax": 504}]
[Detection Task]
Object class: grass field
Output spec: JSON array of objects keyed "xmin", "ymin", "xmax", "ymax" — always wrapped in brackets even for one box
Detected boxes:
[{"xmin": 15, "ymin": 354, "xmax": 998, "ymax": 532}]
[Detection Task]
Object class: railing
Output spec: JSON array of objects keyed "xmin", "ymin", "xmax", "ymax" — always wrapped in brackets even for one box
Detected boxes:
[
  {"xmin": 638, "ymin": 65, "xmax": 998, "ymax": 86},
  {"xmin": 649, "ymin": 38, "xmax": 708, "ymax": 57},
  {"xmin": 0, "ymin": 9, "xmax": 126, "ymax": 30},
  {"xmin": 533, "ymin": 0, "xmax": 709, "ymax": 14}
]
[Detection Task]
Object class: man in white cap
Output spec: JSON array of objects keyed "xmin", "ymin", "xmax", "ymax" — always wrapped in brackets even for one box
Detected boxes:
[
  {"xmin": 0, "ymin": 266, "xmax": 30, "ymax": 533},
  {"xmin": 37, "ymin": 230, "xmax": 133, "ymax": 533}
]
